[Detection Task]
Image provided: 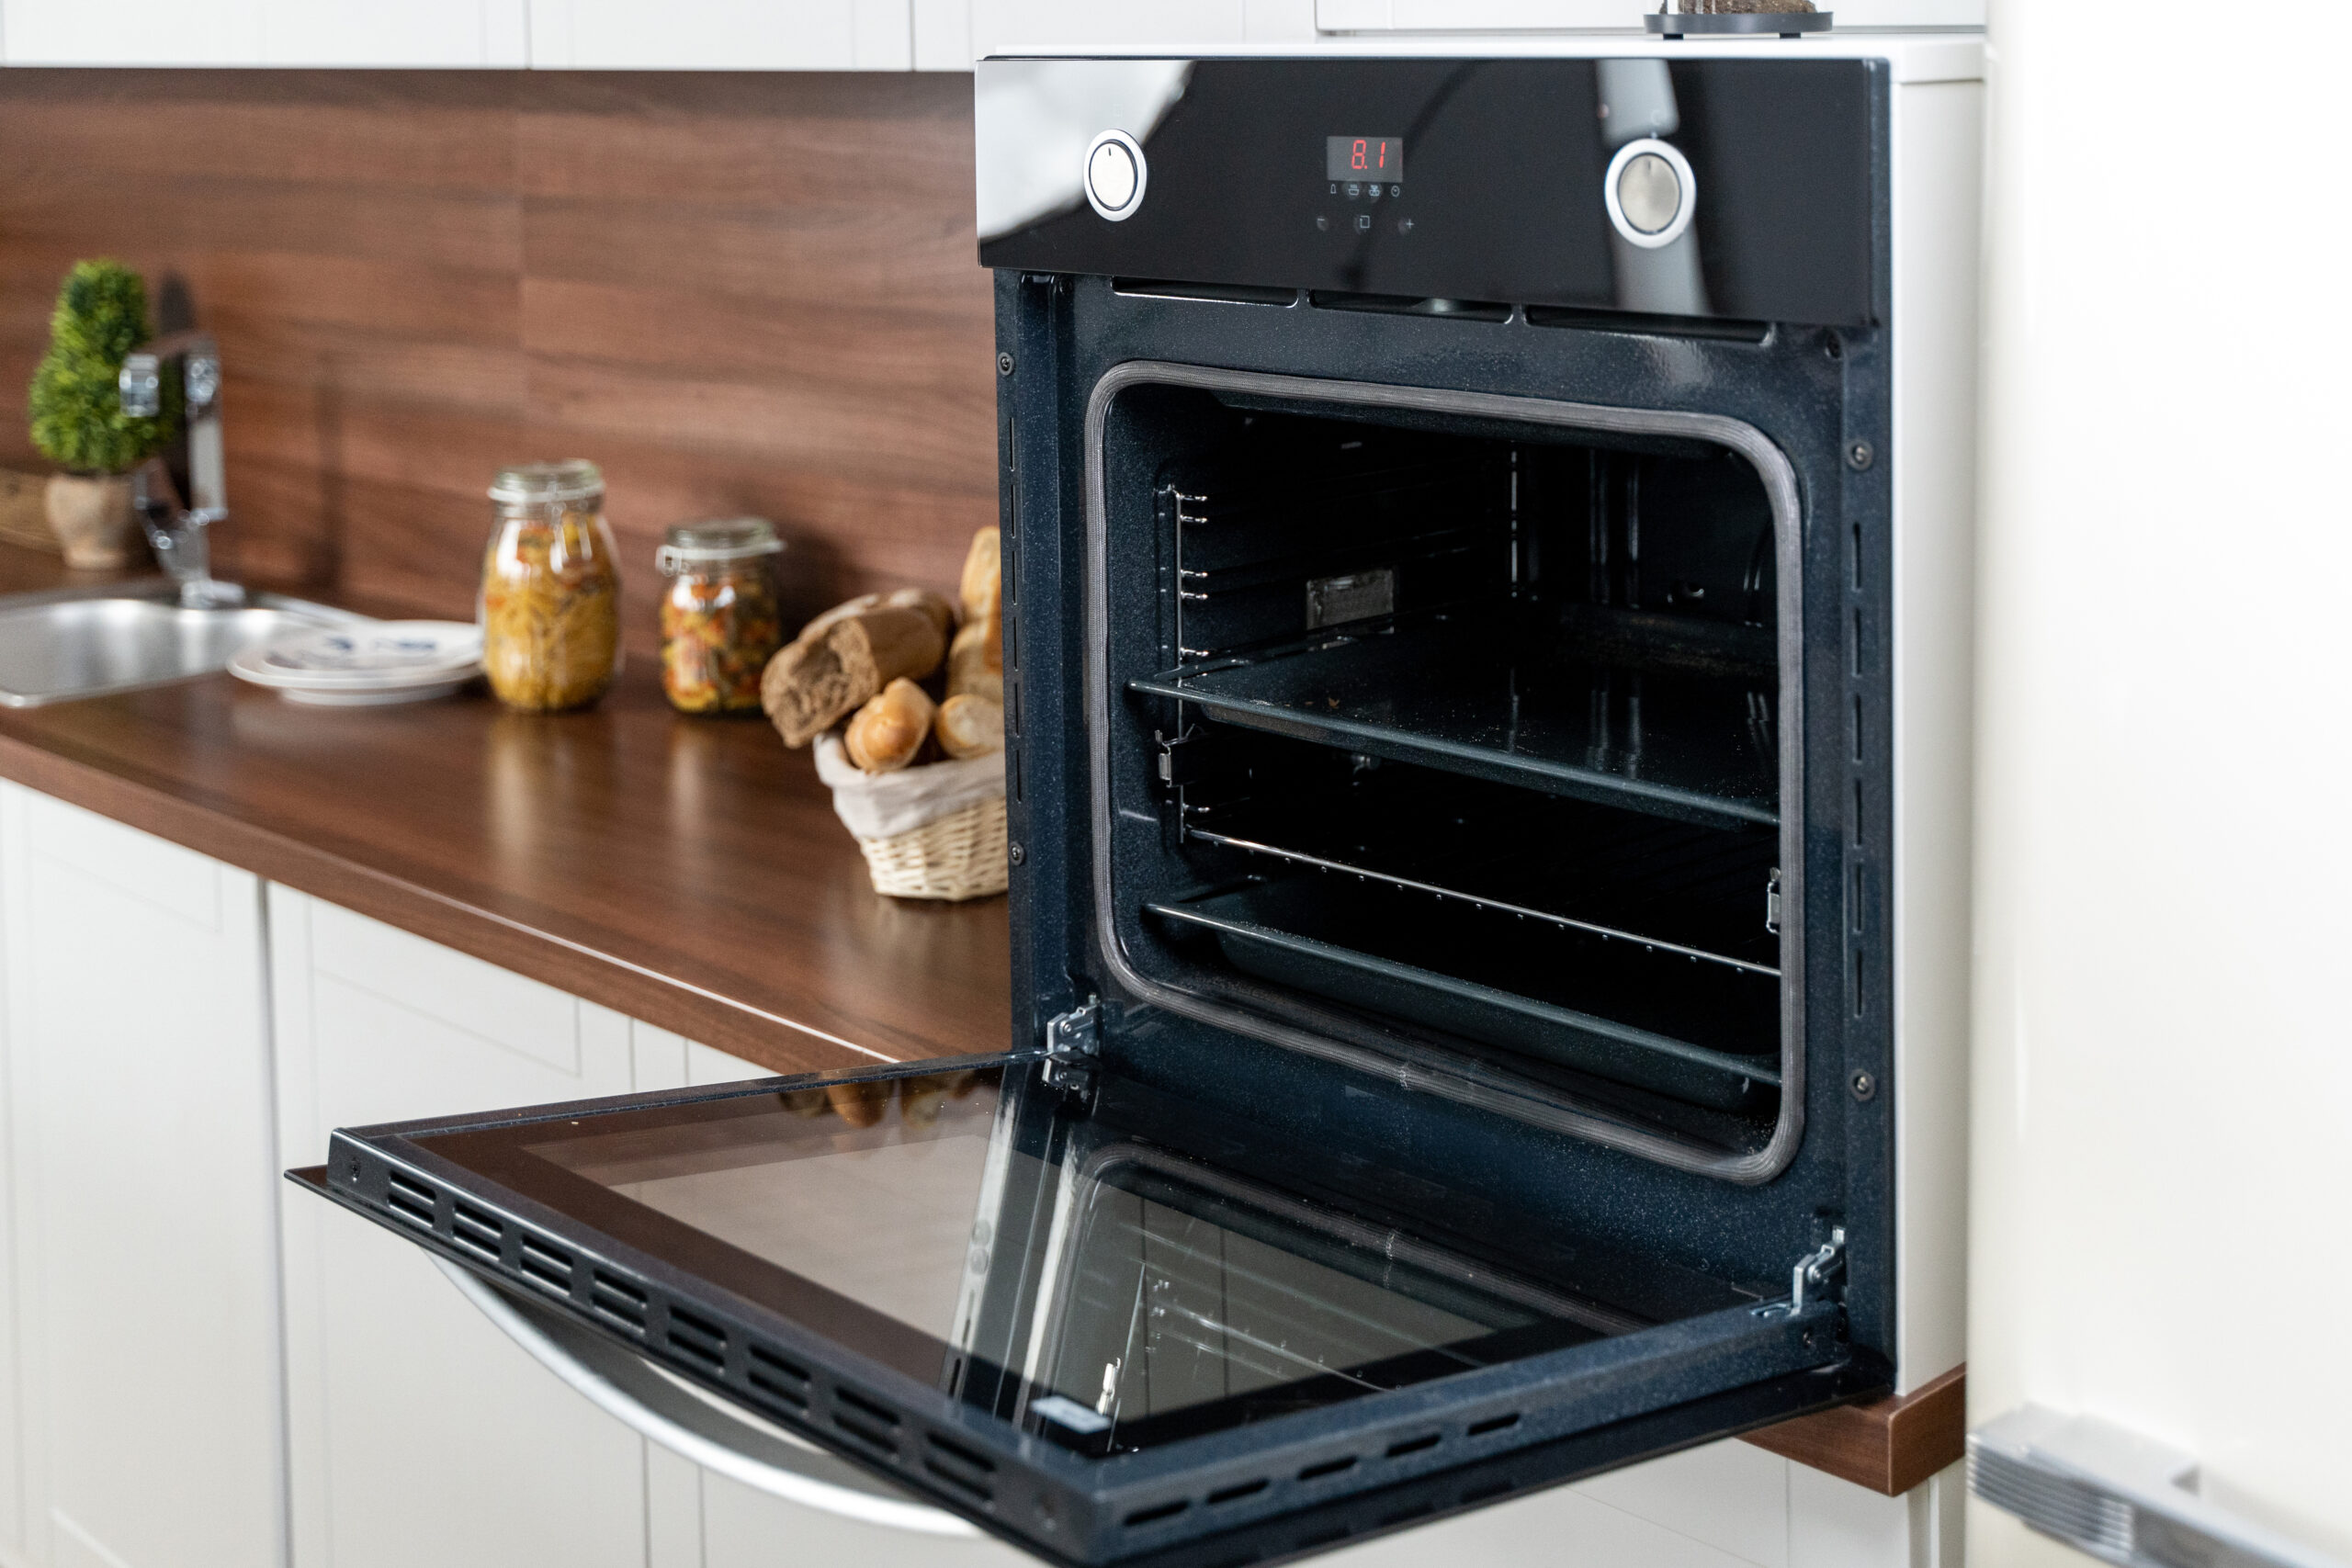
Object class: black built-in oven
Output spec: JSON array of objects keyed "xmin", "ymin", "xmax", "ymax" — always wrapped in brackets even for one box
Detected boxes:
[{"xmin": 297, "ymin": 51, "xmax": 1909, "ymax": 1568}]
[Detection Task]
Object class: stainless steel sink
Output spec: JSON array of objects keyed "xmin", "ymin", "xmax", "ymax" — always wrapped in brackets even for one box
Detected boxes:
[{"xmin": 0, "ymin": 582, "xmax": 362, "ymax": 707}]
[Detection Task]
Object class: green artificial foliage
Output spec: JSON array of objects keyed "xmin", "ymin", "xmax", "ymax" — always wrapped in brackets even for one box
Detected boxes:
[{"xmin": 27, "ymin": 259, "xmax": 176, "ymax": 476}]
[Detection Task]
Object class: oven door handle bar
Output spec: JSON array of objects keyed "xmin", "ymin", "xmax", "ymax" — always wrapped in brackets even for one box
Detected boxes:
[
  {"xmin": 431, "ymin": 1256, "xmax": 978, "ymax": 1538},
  {"xmin": 1969, "ymin": 1405, "xmax": 2348, "ymax": 1568}
]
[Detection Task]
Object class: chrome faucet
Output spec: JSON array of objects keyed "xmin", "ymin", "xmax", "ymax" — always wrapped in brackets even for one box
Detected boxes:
[{"xmin": 119, "ymin": 332, "xmax": 243, "ymax": 608}]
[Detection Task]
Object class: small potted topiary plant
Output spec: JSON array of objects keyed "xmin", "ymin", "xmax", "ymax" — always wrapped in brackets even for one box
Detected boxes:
[{"xmin": 28, "ymin": 260, "xmax": 176, "ymax": 569}]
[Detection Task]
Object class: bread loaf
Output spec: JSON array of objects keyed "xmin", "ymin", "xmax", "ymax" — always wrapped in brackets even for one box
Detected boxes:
[
  {"xmin": 959, "ymin": 526, "xmax": 1001, "ymax": 623},
  {"xmin": 797, "ymin": 592, "xmax": 881, "ymax": 644},
  {"xmin": 761, "ymin": 606, "xmax": 944, "ymax": 748},
  {"xmin": 885, "ymin": 586, "xmax": 956, "ymax": 642},
  {"xmin": 843, "ymin": 678, "xmax": 935, "ymax": 773},
  {"xmin": 945, "ymin": 615, "xmax": 1002, "ymax": 704},
  {"xmin": 934, "ymin": 694, "xmax": 1002, "ymax": 760}
]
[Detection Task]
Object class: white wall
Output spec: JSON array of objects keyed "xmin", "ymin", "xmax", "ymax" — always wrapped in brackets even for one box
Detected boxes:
[{"xmin": 1968, "ymin": 3, "xmax": 2352, "ymax": 1565}]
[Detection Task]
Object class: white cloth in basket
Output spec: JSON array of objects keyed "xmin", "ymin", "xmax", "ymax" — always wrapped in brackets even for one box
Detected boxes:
[{"xmin": 812, "ymin": 735, "xmax": 1006, "ymax": 840}]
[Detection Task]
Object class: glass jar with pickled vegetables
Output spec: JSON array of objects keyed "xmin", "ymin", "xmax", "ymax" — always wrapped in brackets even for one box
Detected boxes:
[
  {"xmin": 656, "ymin": 517, "xmax": 786, "ymax": 714},
  {"xmin": 481, "ymin": 460, "xmax": 622, "ymax": 712}
]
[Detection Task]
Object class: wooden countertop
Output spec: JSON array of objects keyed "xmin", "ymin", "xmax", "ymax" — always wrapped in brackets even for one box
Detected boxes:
[{"xmin": 0, "ymin": 545, "xmax": 1010, "ymax": 1075}]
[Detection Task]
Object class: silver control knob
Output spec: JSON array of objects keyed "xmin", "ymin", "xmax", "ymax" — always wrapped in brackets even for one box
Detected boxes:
[
  {"xmin": 1082, "ymin": 129, "xmax": 1148, "ymax": 222},
  {"xmin": 1604, "ymin": 137, "xmax": 1696, "ymax": 249}
]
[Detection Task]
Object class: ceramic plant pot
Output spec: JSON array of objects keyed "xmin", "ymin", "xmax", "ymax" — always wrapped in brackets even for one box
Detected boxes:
[{"xmin": 45, "ymin": 472, "xmax": 136, "ymax": 570}]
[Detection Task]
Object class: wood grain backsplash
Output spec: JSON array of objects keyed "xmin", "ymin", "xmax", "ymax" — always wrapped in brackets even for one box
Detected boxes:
[{"xmin": 0, "ymin": 70, "xmax": 996, "ymax": 649}]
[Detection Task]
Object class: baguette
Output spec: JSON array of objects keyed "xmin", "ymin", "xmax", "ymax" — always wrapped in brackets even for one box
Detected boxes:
[
  {"xmin": 761, "ymin": 606, "xmax": 944, "ymax": 748},
  {"xmin": 934, "ymin": 694, "xmax": 1002, "ymax": 760},
  {"xmin": 958, "ymin": 526, "xmax": 1001, "ymax": 623},
  {"xmin": 843, "ymin": 678, "xmax": 935, "ymax": 773},
  {"xmin": 945, "ymin": 614, "xmax": 1003, "ymax": 704}
]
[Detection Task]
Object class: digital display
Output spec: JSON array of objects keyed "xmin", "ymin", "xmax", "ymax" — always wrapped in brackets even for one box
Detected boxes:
[{"xmin": 1327, "ymin": 135, "xmax": 1404, "ymax": 183}]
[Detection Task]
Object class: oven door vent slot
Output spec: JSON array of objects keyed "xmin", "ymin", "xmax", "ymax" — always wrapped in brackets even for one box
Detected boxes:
[
  {"xmin": 449, "ymin": 1201, "xmax": 503, "ymax": 1259},
  {"xmin": 383, "ymin": 1171, "xmax": 435, "ymax": 1230},
  {"xmin": 587, "ymin": 1269, "xmax": 644, "ymax": 1329},
  {"xmin": 517, "ymin": 1238, "xmax": 575, "ymax": 1297},
  {"xmin": 663, "ymin": 1306, "xmax": 727, "ymax": 1371}
]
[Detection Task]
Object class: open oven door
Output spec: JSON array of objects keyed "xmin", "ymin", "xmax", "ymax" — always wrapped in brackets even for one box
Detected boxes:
[{"xmin": 291, "ymin": 1044, "xmax": 1880, "ymax": 1568}]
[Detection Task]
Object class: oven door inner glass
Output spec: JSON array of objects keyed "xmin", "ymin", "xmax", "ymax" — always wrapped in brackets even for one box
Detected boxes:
[
  {"xmin": 434, "ymin": 1061, "xmax": 1676, "ymax": 1456},
  {"xmin": 335, "ymin": 1057, "xmax": 1773, "ymax": 1463}
]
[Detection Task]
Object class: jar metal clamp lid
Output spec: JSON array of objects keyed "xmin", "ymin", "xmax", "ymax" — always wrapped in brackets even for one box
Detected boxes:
[
  {"xmin": 657, "ymin": 517, "xmax": 786, "ymax": 575},
  {"xmin": 489, "ymin": 459, "xmax": 605, "ymax": 505}
]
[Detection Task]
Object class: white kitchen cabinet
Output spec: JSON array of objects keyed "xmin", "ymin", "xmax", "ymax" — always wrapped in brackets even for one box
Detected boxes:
[
  {"xmin": 0, "ymin": 0, "xmax": 528, "ymax": 66},
  {"xmin": 1967, "ymin": 5, "xmax": 2352, "ymax": 1567},
  {"xmin": 0, "ymin": 784, "xmax": 281, "ymax": 1568},
  {"xmin": 527, "ymin": 0, "xmax": 970, "ymax": 70},
  {"xmin": 272, "ymin": 888, "xmax": 651, "ymax": 1568},
  {"xmin": 970, "ymin": 0, "xmax": 1312, "ymax": 58},
  {"xmin": 0, "ymin": 0, "xmax": 973, "ymax": 70}
]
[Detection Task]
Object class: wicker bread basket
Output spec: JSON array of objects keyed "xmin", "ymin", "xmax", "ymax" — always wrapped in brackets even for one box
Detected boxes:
[
  {"xmin": 854, "ymin": 792, "xmax": 1008, "ymax": 901},
  {"xmin": 814, "ymin": 736, "xmax": 1007, "ymax": 902}
]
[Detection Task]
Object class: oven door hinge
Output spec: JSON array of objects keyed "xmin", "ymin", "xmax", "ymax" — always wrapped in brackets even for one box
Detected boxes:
[
  {"xmin": 1766, "ymin": 868, "xmax": 1782, "ymax": 935},
  {"xmin": 1757, "ymin": 1228, "xmax": 1845, "ymax": 1318},
  {"xmin": 1042, "ymin": 998, "xmax": 1102, "ymax": 1092}
]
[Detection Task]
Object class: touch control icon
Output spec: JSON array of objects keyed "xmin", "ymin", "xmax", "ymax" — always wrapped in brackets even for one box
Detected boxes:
[{"xmin": 1081, "ymin": 129, "xmax": 1148, "ymax": 222}]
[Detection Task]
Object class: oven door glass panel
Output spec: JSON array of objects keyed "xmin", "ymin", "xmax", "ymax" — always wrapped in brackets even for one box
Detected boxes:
[{"xmin": 294, "ymin": 1055, "xmax": 1860, "ymax": 1565}]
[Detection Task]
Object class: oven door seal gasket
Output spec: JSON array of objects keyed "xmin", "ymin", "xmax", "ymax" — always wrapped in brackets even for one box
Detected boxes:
[{"xmin": 1082, "ymin": 361, "xmax": 1807, "ymax": 1185}]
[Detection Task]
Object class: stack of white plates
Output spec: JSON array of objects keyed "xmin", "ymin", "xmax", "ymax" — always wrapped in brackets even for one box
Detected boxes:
[{"xmin": 229, "ymin": 621, "xmax": 484, "ymax": 705}]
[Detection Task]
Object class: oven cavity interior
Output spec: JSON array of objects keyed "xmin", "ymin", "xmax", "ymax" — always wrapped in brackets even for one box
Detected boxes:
[{"xmin": 1102, "ymin": 385, "xmax": 1792, "ymax": 1158}]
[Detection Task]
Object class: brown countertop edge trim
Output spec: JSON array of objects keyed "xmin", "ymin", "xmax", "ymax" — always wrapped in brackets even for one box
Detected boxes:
[
  {"xmin": 1744, "ymin": 1364, "xmax": 1965, "ymax": 1495},
  {"xmin": 0, "ymin": 729, "xmax": 886, "ymax": 1077}
]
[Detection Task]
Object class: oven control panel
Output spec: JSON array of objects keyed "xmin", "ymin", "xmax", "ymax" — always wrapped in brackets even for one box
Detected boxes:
[{"xmin": 978, "ymin": 56, "xmax": 1877, "ymax": 327}]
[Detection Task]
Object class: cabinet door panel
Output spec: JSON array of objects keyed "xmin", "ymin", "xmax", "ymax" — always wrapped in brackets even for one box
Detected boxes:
[
  {"xmin": 1573, "ymin": 1442, "xmax": 1792, "ymax": 1568},
  {"xmin": 1, "ymin": 785, "xmax": 277, "ymax": 1568},
  {"xmin": 258, "ymin": 0, "xmax": 527, "ymax": 65},
  {"xmin": 311, "ymin": 1216, "xmax": 645, "ymax": 1568},
  {"xmin": 1, "ymin": 0, "xmax": 530, "ymax": 65},
  {"xmin": 912, "ymin": 0, "xmax": 972, "ymax": 69},
  {"xmin": 701, "ymin": 1469, "xmax": 1028, "ymax": 1568},
  {"xmin": 2, "ymin": 0, "xmax": 264, "ymax": 64},
  {"xmin": 529, "ymin": 0, "xmax": 874, "ymax": 70},
  {"xmin": 686, "ymin": 1038, "xmax": 773, "ymax": 1085},
  {"xmin": 277, "ymin": 892, "xmax": 646, "ymax": 1568}
]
